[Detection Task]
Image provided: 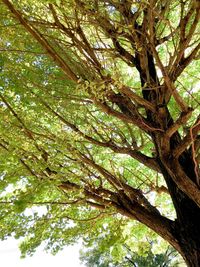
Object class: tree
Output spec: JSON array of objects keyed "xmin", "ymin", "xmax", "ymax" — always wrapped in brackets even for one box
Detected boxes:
[
  {"xmin": 0, "ymin": 0, "xmax": 199, "ymax": 266},
  {"xmin": 80, "ymin": 224, "xmax": 182, "ymax": 267},
  {"xmin": 80, "ymin": 245, "xmax": 181, "ymax": 267}
]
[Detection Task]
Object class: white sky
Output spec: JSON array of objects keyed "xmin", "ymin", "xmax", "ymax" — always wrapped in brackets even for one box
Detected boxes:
[{"xmin": 0, "ymin": 239, "xmax": 85, "ymax": 267}]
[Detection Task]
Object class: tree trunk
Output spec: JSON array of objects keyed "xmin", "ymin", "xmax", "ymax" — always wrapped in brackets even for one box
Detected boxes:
[
  {"xmin": 159, "ymin": 161, "xmax": 200, "ymax": 267},
  {"xmin": 135, "ymin": 49, "xmax": 200, "ymax": 267},
  {"xmin": 175, "ymin": 224, "xmax": 200, "ymax": 267}
]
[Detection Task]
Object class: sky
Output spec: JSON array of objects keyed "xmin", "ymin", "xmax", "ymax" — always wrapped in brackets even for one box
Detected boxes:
[{"xmin": 0, "ymin": 239, "xmax": 85, "ymax": 267}]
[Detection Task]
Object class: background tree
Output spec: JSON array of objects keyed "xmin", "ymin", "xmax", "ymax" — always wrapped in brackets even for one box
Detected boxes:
[
  {"xmin": 80, "ymin": 222, "xmax": 182, "ymax": 267},
  {"xmin": 80, "ymin": 244, "xmax": 181, "ymax": 267},
  {"xmin": 0, "ymin": 0, "xmax": 199, "ymax": 266}
]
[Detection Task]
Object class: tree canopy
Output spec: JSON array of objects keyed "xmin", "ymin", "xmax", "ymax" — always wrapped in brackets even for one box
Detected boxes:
[{"xmin": 0, "ymin": 0, "xmax": 199, "ymax": 266}]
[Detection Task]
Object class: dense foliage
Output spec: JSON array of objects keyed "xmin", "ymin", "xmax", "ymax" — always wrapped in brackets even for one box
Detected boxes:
[
  {"xmin": 80, "ymin": 224, "xmax": 182, "ymax": 267},
  {"xmin": 0, "ymin": 0, "xmax": 199, "ymax": 266}
]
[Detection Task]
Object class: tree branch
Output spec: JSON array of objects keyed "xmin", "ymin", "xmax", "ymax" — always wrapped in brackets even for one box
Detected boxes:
[
  {"xmin": 173, "ymin": 116, "xmax": 200, "ymax": 158},
  {"xmin": 2, "ymin": 0, "xmax": 78, "ymax": 82},
  {"xmin": 164, "ymin": 108, "xmax": 193, "ymax": 138},
  {"xmin": 33, "ymin": 94, "xmax": 160, "ymax": 172},
  {"xmin": 119, "ymin": 85, "xmax": 156, "ymax": 112},
  {"xmin": 165, "ymin": 157, "xmax": 200, "ymax": 207}
]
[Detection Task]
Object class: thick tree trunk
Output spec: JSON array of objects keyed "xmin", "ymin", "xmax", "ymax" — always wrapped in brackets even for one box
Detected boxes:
[
  {"xmin": 175, "ymin": 224, "xmax": 200, "ymax": 267},
  {"xmin": 159, "ymin": 160, "xmax": 200, "ymax": 267},
  {"xmin": 176, "ymin": 207, "xmax": 200, "ymax": 267},
  {"xmin": 135, "ymin": 49, "xmax": 200, "ymax": 267}
]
